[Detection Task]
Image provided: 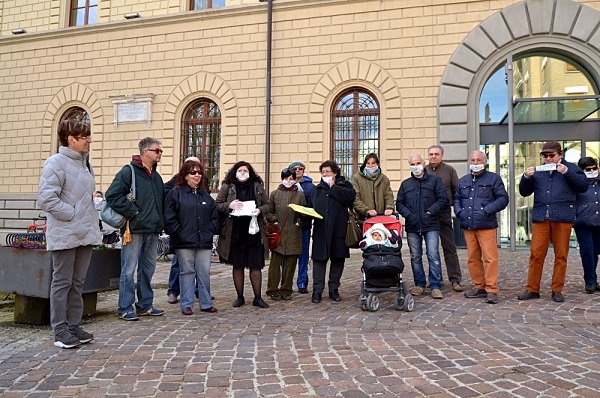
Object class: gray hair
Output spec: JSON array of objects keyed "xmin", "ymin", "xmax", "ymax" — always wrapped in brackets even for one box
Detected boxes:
[
  {"xmin": 138, "ymin": 137, "xmax": 162, "ymax": 154},
  {"xmin": 408, "ymin": 154, "xmax": 424, "ymax": 164},
  {"xmin": 470, "ymin": 150, "xmax": 487, "ymax": 163},
  {"xmin": 428, "ymin": 144, "xmax": 444, "ymax": 155}
]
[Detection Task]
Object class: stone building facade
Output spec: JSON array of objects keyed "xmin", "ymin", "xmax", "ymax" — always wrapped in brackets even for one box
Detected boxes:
[{"xmin": 0, "ymin": 0, "xmax": 599, "ymax": 238}]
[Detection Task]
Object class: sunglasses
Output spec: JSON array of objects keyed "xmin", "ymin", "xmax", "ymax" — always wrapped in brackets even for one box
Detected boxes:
[
  {"xmin": 147, "ymin": 148, "xmax": 163, "ymax": 154},
  {"xmin": 188, "ymin": 170, "xmax": 202, "ymax": 176},
  {"xmin": 541, "ymin": 153, "xmax": 557, "ymax": 158},
  {"xmin": 584, "ymin": 166, "xmax": 598, "ymax": 171}
]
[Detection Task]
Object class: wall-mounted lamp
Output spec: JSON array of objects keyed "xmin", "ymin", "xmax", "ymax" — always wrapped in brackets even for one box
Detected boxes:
[
  {"xmin": 124, "ymin": 13, "xmax": 141, "ymax": 19},
  {"xmin": 11, "ymin": 28, "xmax": 26, "ymax": 34}
]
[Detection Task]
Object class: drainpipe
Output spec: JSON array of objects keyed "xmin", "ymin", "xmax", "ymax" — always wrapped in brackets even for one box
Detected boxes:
[
  {"xmin": 506, "ymin": 54, "xmax": 516, "ymax": 252},
  {"xmin": 261, "ymin": 0, "xmax": 273, "ymax": 189}
]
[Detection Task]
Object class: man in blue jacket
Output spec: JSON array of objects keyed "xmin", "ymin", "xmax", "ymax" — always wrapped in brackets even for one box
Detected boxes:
[
  {"xmin": 517, "ymin": 141, "xmax": 588, "ymax": 303},
  {"xmin": 289, "ymin": 161, "xmax": 315, "ymax": 294},
  {"xmin": 396, "ymin": 154, "xmax": 449, "ymax": 299},
  {"xmin": 454, "ymin": 150, "xmax": 508, "ymax": 304}
]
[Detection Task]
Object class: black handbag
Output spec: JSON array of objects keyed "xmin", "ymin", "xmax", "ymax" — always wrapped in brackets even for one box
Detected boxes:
[{"xmin": 345, "ymin": 210, "xmax": 362, "ymax": 248}]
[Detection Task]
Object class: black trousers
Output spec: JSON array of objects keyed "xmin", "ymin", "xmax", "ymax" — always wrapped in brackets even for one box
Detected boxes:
[
  {"xmin": 439, "ymin": 209, "xmax": 462, "ymax": 283},
  {"xmin": 312, "ymin": 257, "xmax": 345, "ymax": 295}
]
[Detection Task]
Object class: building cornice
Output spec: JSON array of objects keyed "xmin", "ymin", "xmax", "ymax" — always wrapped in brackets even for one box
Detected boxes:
[{"xmin": 0, "ymin": 0, "xmax": 361, "ymax": 45}]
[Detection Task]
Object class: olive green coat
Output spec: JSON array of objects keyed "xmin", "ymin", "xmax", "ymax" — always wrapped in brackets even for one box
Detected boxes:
[
  {"xmin": 265, "ymin": 185, "xmax": 306, "ymax": 256},
  {"xmin": 350, "ymin": 172, "xmax": 395, "ymax": 217},
  {"xmin": 215, "ymin": 181, "xmax": 270, "ymax": 262}
]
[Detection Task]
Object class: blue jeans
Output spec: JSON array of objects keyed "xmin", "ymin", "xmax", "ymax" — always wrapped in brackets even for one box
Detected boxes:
[
  {"xmin": 118, "ymin": 233, "xmax": 158, "ymax": 315},
  {"xmin": 167, "ymin": 254, "xmax": 200, "ymax": 298},
  {"xmin": 407, "ymin": 231, "xmax": 442, "ymax": 289},
  {"xmin": 176, "ymin": 248, "xmax": 212, "ymax": 310},
  {"xmin": 296, "ymin": 228, "xmax": 310, "ymax": 289},
  {"xmin": 167, "ymin": 255, "xmax": 180, "ymax": 296},
  {"xmin": 574, "ymin": 225, "xmax": 600, "ymax": 287}
]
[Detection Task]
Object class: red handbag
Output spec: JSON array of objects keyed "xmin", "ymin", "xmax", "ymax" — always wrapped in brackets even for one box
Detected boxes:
[
  {"xmin": 267, "ymin": 192, "xmax": 297, "ymax": 250},
  {"xmin": 267, "ymin": 223, "xmax": 281, "ymax": 250}
]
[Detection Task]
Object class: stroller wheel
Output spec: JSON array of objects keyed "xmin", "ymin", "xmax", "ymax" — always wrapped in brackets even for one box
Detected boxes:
[
  {"xmin": 402, "ymin": 293, "xmax": 415, "ymax": 312},
  {"xmin": 366, "ymin": 294, "xmax": 380, "ymax": 312},
  {"xmin": 359, "ymin": 294, "xmax": 369, "ymax": 311},
  {"xmin": 394, "ymin": 294, "xmax": 404, "ymax": 310}
]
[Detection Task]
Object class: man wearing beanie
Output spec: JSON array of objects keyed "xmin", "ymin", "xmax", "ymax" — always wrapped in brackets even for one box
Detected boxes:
[
  {"xmin": 289, "ymin": 160, "xmax": 315, "ymax": 294},
  {"xmin": 517, "ymin": 141, "xmax": 587, "ymax": 303}
]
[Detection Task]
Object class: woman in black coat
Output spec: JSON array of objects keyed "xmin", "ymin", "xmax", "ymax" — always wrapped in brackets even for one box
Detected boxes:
[
  {"xmin": 215, "ymin": 161, "xmax": 271, "ymax": 309},
  {"xmin": 164, "ymin": 160, "xmax": 219, "ymax": 315},
  {"xmin": 310, "ymin": 160, "xmax": 356, "ymax": 303}
]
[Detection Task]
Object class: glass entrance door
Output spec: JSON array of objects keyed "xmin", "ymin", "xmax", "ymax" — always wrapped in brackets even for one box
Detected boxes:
[{"xmin": 481, "ymin": 140, "xmax": 582, "ymax": 247}]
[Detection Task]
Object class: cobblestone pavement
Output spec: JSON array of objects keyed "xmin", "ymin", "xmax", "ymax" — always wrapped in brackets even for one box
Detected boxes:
[{"xmin": 1, "ymin": 248, "xmax": 600, "ymax": 397}]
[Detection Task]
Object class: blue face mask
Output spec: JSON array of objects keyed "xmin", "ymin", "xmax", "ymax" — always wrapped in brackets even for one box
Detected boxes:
[
  {"xmin": 469, "ymin": 164, "xmax": 485, "ymax": 173},
  {"xmin": 364, "ymin": 166, "xmax": 379, "ymax": 177}
]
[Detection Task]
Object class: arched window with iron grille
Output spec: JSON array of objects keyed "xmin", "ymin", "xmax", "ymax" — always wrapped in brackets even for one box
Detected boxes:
[
  {"xmin": 331, "ymin": 88, "xmax": 380, "ymax": 178},
  {"xmin": 181, "ymin": 98, "xmax": 221, "ymax": 193},
  {"xmin": 58, "ymin": 107, "xmax": 90, "ymax": 153}
]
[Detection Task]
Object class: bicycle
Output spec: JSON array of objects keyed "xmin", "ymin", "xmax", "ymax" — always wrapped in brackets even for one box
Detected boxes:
[
  {"xmin": 211, "ymin": 235, "xmax": 220, "ymax": 263},
  {"xmin": 6, "ymin": 214, "xmax": 47, "ymax": 248},
  {"xmin": 28, "ymin": 214, "xmax": 47, "ymax": 235}
]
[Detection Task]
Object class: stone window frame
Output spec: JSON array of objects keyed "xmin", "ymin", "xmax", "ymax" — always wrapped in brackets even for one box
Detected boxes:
[
  {"xmin": 309, "ymin": 58, "xmax": 402, "ymax": 180},
  {"xmin": 437, "ymin": 0, "xmax": 600, "ymax": 176},
  {"xmin": 68, "ymin": 0, "xmax": 98, "ymax": 27},
  {"xmin": 163, "ymin": 71, "xmax": 237, "ymax": 183},
  {"xmin": 330, "ymin": 87, "xmax": 380, "ymax": 178},
  {"xmin": 189, "ymin": 0, "xmax": 226, "ymax": 10},
  {"xmin": 181, "ymin": 98, "xmax": 222, "ymax": 193}
]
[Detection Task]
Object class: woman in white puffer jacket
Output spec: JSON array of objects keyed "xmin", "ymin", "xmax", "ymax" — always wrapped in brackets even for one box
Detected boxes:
[{"xmin": 38, "ymin": 119, "xmax": 102, "ymax": 349}]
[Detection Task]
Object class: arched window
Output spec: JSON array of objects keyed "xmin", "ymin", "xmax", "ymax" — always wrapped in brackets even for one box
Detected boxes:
[
  {"xmin": 181, "ymin": 98, "xmax": 221, "ymax": 193},
  {"xmin": 331, "ymin": 88, "xmax": 380, "ymax": 177},
  {"xmin": 61, "ymin": 107, "xmax": 90, "ymax": 125},
  {"xmin": 58, "ymin": 107, "xmax": 90, "ymax": 152}
]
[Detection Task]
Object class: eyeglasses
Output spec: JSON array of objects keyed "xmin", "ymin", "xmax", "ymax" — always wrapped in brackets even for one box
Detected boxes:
[
  {"xmin": 292, "ymin": 167, "xmax": 304, "ymax": 171},
  {"xmin": 541, "ymin": 153, "xmax": 557, "ymax": 159},
  {"xmin": 584, "ymin": 166, "xmax": 598, "ymax": 171},
  {"xmin": 188, "ymin": 170, "xmax": 202, "ymax": 176},
  {"xmin": 147, "ymin": 148, "xmax": 163, "ymax": 154},
  {"xmin": 74, "ymin": 136, "xmax": 92, "ymax": 142}
]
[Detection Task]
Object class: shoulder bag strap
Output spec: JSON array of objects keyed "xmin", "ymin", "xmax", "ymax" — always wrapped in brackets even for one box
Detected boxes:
[{"xmin": 128, "ymin": 164, "xmax": 136, "ymax": 201}]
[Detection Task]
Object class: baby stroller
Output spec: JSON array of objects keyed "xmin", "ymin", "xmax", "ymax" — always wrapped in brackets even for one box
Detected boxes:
[{"xmin": 358, "ymin": 215, "xmax": 415, "ymax": 312}]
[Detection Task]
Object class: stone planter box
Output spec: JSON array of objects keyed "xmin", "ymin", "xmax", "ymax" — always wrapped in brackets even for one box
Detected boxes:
[{"xmin": 0, "ymin": 247, "xmax": 121, "ymax": 324}]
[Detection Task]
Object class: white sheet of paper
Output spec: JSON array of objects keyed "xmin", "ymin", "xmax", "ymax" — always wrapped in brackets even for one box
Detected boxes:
[
  {"xmin": 231, "ymin": 200, "xmax": 256, "ymax": 216},
  {"xmin": 536, "ymin": 163, "xmax": 557, "ymax": 172}
]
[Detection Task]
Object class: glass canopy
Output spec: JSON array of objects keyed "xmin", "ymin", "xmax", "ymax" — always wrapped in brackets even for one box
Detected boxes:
[{"xmin": 500, "ymin": 95, "xmax": 600, "ymax": 124}]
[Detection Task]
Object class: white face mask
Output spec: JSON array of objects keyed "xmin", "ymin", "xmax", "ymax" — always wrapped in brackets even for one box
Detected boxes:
[
  {"xmin": 93, "ymin": 197, "xmax": 103, "ymax": 205},
  {"xmin": 365, "ymin": 166, "xmax": 379, "ymax": 173},
  {"xmin": 282, "ymin": 180, "xmax": 295, "ymax": 188},
  {"xmin": 470, "ymin": 164, "xmax": 485, "ymax": 173},
  {"xmin": 584, "ymin": 170, "xmax": 599, "ymax": 179},
  {"xmin": 409, "ymin": 164, "xmax": 424, "ymax": 175},
  {"xmin": 236, "ymin": 172, "xmax": 249, "ymax": 182},
  {"xmin": 322, "ymin": 176, "xmax": 333, "ymax": 184}
]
